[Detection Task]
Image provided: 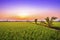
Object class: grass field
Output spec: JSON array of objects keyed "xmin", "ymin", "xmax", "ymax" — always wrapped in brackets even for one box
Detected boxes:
[
  {"xmin": 0, "ymin": 22, "xmax": 60, "ymax": 40},
  {"xmin": 53, "ymin": 22, "xmax": 60, "ymax": 28}
]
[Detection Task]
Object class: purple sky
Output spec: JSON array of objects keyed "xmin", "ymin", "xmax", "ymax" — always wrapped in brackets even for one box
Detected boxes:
[{"xmin": 0, "ymin": 0, "xmax": 60, "ymax": 20}]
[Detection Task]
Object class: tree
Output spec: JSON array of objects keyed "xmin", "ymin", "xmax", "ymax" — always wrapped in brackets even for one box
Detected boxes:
[
  {"xmin": 35, "ymin": 19, "xmax": 38, "ymax": 24},
  {"xmin": 44, "ymin": 17, "xmax": 57, "ymax": 27}
]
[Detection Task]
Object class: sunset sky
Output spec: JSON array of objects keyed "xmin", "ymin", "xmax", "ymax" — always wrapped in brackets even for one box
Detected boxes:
[{"xmin": 0, "ymin": 0, "xmax": 60, "ymax": 21}]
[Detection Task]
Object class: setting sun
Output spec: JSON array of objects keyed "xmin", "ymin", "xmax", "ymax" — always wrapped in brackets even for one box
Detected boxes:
[
  {"xmin": 17, "ymin": 9, "xmax": 30, "ymax": 18},
  {"xmin": 20, "ymin": 13, "xmax": 28, "ymax": 18},
  {"xmin": 18, "ymin": 12, "xmax": 29, "ymax": 18}
]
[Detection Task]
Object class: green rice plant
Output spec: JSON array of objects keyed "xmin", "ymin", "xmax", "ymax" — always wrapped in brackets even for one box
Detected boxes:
[{"xmin": 0, "ymin": 22, "xmax": 60, "ymax": 40}]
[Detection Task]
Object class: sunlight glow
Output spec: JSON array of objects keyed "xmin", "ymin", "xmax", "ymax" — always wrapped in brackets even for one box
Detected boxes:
[{"xmin": 17, "ymin": 10, "xmax": 29, "ymax": 18}]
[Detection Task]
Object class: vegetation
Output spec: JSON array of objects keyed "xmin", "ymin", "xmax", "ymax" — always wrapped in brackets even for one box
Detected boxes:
[
  {"xmin": 40, "ymin": 17, "xmax": 57, "ymax": 27},
  {"xmin": 0, "ymin": 22, "xmax": 60, "ymax": 40},
  {"xmin": 35, "ymin": 19, "xmax": 38, "ymax": 24}
]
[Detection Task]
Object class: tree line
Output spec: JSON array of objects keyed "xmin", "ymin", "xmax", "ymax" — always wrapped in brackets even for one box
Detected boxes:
[{"xmin": 34, "ymin": 17, "xmax": 57, "ymax": 27}]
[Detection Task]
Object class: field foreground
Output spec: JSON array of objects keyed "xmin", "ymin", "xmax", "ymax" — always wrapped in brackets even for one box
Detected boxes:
[{"xmin": 0, "ymin": 22, "xmax": 60, "ymax": 40}]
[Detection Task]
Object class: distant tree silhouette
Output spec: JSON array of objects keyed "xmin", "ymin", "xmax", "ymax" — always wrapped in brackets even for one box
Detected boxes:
[
  {"xmin": 26, "ymin": 20, "xmax": 30, "ymax": 22},
  {"xmin": 6, "ymin": 19, "xmax": 8, "ymax": 22},
  {"xmin": 35, "ymin": 19, "xmax": 38, "ymax": 24}
]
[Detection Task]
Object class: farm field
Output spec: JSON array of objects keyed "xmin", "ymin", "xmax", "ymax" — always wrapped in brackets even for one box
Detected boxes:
[
  {"xmin": 53, "ymin": 22, "xmax": 60, "ymax": 28},
  {"xmin": 0, "ymin": 22, "xmax": 60, "ymax": 40}
]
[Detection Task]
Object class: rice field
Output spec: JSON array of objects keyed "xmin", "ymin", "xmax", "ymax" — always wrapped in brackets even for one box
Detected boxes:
[
  {"xmin": 53, "ymin": 22, "xmax": 60, "ymax": 28},
  {"xmin": 0, "ymin": 22, "xmax": 60, "ymax": 40}
]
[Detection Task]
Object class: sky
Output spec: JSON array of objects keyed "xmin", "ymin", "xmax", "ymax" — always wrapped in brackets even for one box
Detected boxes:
[{"xmin": 0, "ymin": 0, "xmax": 60, "ymax": 21}]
